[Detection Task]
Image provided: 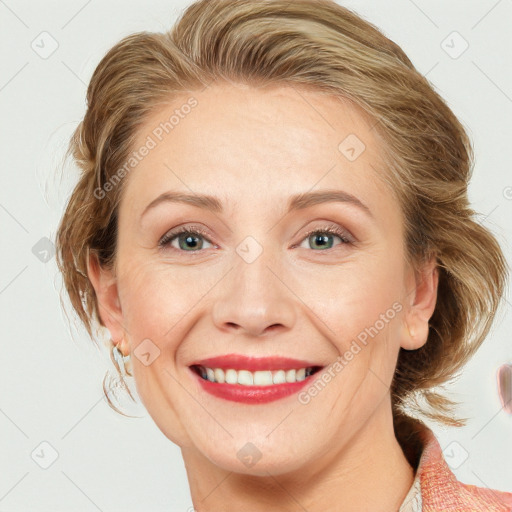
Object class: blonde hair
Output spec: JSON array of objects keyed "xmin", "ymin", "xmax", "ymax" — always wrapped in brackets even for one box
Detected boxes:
[{"xmin": 55, "ymin": 0, "xmax": 508, "ymax": 444}]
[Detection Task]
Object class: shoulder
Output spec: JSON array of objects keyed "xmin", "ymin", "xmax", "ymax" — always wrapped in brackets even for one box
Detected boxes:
[{"xmin": 415, "ymin": 425, "xmax": 512, "ymax": 511}]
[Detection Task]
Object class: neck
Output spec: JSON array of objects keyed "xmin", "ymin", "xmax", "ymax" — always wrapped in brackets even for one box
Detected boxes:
[{"xmin": 181, "ymin": 397, "xmax": 415, "ymax": 512}]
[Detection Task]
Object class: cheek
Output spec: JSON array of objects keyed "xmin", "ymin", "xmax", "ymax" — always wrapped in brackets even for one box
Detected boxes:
[
  {"xmin": 118, "ymin": 258, "xmax": 227, "ymax": 352},
  {"xmin": 118, "ymin": 259, "xmax": 195, "ymax": 342},
  {"xmin": 116, "ymin": 261, "xmax": 205, "ymax": 443},
  {"xmin": 292, "ymin": 249, "xmax": 404, "ymax": 340}
]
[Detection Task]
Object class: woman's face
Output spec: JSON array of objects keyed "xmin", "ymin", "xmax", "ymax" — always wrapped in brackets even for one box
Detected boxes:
[{"xmin": 91, "ymin": 82, "xmax": 437, "ymax": 476}]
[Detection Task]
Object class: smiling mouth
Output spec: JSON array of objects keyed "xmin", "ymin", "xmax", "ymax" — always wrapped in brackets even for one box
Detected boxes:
[{"xmin": 190, "ymin": 364, "xmax": 323, "ymax": 386}]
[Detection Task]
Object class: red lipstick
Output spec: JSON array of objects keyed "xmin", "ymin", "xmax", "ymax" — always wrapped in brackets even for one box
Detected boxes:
[
  {"xmin": 190, "ymin": 353, "xmax": 321, "ymax": 371},
  {"xmin": 188, "ymin": 353, "xmax": 324, "ymax": 404}
]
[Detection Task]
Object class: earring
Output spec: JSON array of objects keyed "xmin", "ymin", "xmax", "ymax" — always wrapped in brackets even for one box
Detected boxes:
[
  {"xmin": 105, "ymin": 338, "xmax": 137, "ymax": 412},
  {"xmin": 110, "ymin": 339, "xmax": 132, "ymax": 377}
]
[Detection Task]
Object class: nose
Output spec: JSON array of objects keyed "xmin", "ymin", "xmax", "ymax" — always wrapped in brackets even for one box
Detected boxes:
[{"xmin": 211, "ymin": 247, "xmax": 297, "ymax": 338}]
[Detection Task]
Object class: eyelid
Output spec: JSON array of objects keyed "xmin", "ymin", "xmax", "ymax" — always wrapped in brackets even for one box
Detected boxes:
[
  {"xmin": 298, "ymin": 223, "xmax": 354, "ymax": 245},
  {"xmin": 158, "ymin": 224, "xmax": 215, "ymax": 249}
]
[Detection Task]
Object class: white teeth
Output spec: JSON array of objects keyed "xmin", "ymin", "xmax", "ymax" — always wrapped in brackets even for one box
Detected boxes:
[
  {"xmin": 214, "ymin": 368, "xmax": 225, "ymax": 383},
  {"xmin": 253, "ymin": 370, "xmax": 273, "ymax": 386},
  {"xmin": 237, "ymin": 370, "xmax": 253, "ymax": 385},
  {"xmin": 296, "ymin": 368, "xmax": 306, "ymax": 381},
  {"xmin": 196, "ymin": 366, "xmax": 316, "ymax": 385},
  {"xmin": 273, "ymin": 370, "xmax": 286, "ymax": 384},
  {"xmin": 225, "ymin": 369, "xmax": 238, "ymax": 384},
  {"xmin": 285, "ymin": 369, "xmax": 296, "ymax": 382}
]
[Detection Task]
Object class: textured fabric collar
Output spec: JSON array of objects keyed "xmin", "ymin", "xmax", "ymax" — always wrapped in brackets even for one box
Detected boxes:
[
  {"xmin": 399, "ymin": 470, "xmax": 422, "ymax": 511},
  {"xmin": 411, "ymin": 423, "xmax": 512, "ymax": 511}
]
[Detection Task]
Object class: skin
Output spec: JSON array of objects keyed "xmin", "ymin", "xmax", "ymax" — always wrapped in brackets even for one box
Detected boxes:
[{"xmin": 88, "ymin": 81, "xmax": 438, "ymax": 512}]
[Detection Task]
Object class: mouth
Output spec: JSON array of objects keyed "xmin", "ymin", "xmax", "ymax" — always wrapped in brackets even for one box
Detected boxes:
[{"xmin": 188, "ymin": 355, "xmax": 325, "ymax": 404}]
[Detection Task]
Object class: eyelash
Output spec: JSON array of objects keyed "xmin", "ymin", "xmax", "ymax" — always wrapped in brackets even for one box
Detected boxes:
[
  {"xmin": 294, "ymin": 224, "xmax": 353, "ymax": 251},
  {"xmin": 158, "ymin": 225, "xmax": 213, "ymax": 253},
  {"xmin": 158, "ymin": 223, "xmax": 353, "ymax": 255}
]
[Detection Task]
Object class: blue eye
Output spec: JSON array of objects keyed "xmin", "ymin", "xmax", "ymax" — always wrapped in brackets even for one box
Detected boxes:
[
  {"xmin": 158, "ymin": 223, "xmax": 353, "ymax": 254},
  {"xmin": 158, "ymin": 226, "xmax": 214, "ymax": 252},
  {"xmin": 297, "ymin": 225, "xmax": 352, "ymax": 251}
]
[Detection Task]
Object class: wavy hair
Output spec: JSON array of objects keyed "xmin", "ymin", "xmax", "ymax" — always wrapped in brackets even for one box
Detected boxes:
[{"xmin": 55, "ymin": 0, "xmax": 508, "ymax": 449}]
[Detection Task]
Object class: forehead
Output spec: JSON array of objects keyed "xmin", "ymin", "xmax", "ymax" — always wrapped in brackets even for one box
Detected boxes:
[{"xmin": 120, "ymin": 82, "xmax": 392, "ymax": 221}]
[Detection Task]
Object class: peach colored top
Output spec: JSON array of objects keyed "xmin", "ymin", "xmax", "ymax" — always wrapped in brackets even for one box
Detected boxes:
[{"xmin": 398, "ymin": 423, "xmax": 512, "ymax": 511}]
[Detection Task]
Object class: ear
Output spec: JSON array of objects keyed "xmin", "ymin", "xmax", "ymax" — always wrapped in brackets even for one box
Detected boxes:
[
  {"xmin": 401, "ymin": 255, "xmax": 439, "ymax": 351},
  {"xmin": 87, "ymin": 251, "xmax": 129, "ymax": 356}
]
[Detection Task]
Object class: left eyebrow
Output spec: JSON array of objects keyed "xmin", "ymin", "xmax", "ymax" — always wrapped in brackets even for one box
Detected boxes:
[
  {"xmin": 140, "ymin": 188, "xmax": 373, "ymax": 219},
  {"xmin": 287, "ymin": 189, "xmax": 373, "ymax": 218}
]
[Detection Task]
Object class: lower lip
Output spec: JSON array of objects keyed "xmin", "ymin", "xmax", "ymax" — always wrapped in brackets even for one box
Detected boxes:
[{"xmin": 190, "ymin": 368, "xmax": 317, "ymax": 404}]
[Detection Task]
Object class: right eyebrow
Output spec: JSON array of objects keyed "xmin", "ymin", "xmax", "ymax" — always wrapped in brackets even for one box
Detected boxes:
[{"xmin": 141, "ymin": 191, "xmax": 223, "ymax": 219}]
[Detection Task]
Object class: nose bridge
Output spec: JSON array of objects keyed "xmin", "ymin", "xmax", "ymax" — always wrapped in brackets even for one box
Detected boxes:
[
  {"xmin": 211, "ymin": 233, "xmax": 296, "ymax": 336},
  {"xmin": 235, "ymin": 233, "xmax": 279, "ymax": 296}
]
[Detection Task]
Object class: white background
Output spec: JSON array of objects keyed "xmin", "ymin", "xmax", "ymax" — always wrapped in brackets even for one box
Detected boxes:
[{"xmin": 1, "ymin": 0, "xmax": 511, "ymax": 510}]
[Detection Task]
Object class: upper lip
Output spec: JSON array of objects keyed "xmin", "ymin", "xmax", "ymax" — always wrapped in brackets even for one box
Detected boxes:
[{"xmin": 189, "ymin": 353, "xmax": 325, "ymax": 371}]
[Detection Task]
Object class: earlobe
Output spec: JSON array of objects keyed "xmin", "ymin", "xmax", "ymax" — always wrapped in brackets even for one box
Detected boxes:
[
  {"xmin": 87, "ymin": 250, "xmax": 126, "ymax": 347},
  {"xmin": 401, "ymin": 257, "xmax": 439, "ymax": 351}
]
